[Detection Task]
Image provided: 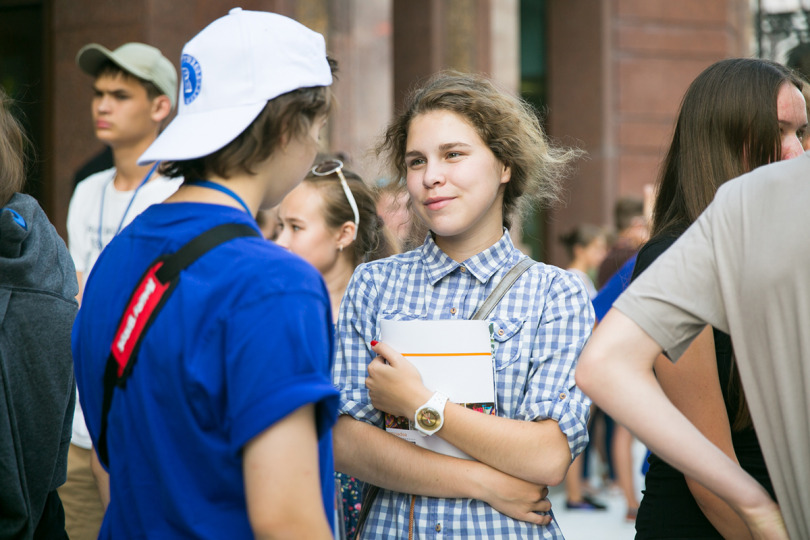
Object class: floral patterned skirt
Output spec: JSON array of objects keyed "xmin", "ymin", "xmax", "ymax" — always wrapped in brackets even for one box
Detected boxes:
[{"xmin": 336, "ymin": 472, "xmax": 363, "ymax": 539}]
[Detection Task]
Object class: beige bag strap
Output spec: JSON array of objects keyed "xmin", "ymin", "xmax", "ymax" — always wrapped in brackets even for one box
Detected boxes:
[{"xmin": 471, "ymin": 257, "xmax": 535, "ymax": 320}]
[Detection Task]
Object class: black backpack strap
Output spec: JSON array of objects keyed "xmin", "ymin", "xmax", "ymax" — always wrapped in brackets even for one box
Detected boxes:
[{"xmin": 97, "ymin": 223, "xmax": 259, "ymax": 467}]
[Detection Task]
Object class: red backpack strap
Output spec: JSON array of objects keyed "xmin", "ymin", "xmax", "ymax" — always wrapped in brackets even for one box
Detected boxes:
[{"xmin": 97, "ymin": 223, "xmax": 259, "ymax": 467}]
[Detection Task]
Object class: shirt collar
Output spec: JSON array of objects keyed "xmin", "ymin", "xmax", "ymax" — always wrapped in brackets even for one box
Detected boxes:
[{"xmin": 420, "ymin": 229, "xmax": 518, "ymax": 285}]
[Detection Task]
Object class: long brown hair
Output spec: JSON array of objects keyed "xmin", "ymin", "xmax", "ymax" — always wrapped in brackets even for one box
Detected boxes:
[
  {"xmin": 0, "ymin": 89, "xmax": 29, "ymax": 206},
  {"xmin": 652, "ymin": 58, "xmax": 802, "ymax": 238},
  {"xmin": 651, "ymin": 58, "xmax": 802, "ymax": 430}
]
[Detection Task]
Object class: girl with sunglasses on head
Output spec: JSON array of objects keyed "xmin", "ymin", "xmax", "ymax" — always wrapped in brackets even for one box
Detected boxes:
[
  {"xmin": 332, "ymin": 71, "xmax": 592, "ymax": 538},
  {"xmin": 276, "ymin": 159, "xmax": 395, "ymax": 323},
  {"xmin": 275, "ymin": 158, "xmax": 395, "ymax": 538}
]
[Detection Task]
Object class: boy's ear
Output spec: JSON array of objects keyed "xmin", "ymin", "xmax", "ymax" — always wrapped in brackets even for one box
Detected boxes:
[
  {"xmin": 278, "ymin": 121, "xmax": 293, "ymax": 151},
  {"xmin": 151, "ymin": 95, "xmax": 173, "ymax": 124}
]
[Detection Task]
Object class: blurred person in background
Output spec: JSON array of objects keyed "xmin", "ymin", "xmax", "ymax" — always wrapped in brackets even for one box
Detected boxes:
[
  {"xmin": 586, "ymin": 195, "xmax": 650, "ymax": 523},
  {"xmin": 375, "ymin": 179, "xmax": 411, "ymax": 252},
  {"xmin": 559, "ymin": 224, "xmax": 607, "ymax": 300},
  {"xmin": 558, "ymin": 223, "xmax": 608, "ymax": 511},
  {"xmin": 62, "ymin": 40, "xmax": 180, "ymax": 540}
]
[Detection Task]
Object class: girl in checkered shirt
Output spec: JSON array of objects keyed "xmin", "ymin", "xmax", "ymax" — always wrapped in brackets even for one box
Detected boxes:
[{"xmin": 333, "ymin": 71, "xmax": 594, "ymax": 538}]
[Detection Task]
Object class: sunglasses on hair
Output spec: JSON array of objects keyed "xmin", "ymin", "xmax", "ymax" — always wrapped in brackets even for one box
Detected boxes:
[{"xmin": 311, "ymin": 159, "xmax": 359, "ymax": 240}]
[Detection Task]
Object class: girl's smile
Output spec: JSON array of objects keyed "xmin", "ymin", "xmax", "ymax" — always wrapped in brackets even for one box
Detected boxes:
[{"xmin": 405, "ymin": 110, "xmax": 510, "ymax": 260}]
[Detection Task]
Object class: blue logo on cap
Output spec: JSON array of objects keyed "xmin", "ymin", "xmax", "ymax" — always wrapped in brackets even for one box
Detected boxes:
[{"xmin": 181, "ymin": 54, "xmax": 202, "ymax": 105}]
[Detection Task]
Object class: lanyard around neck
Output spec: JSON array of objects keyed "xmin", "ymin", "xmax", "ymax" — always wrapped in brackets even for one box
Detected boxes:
[
  {"xmin": 184, "ymin": 179, "xmax": 252, "ymax": 216},
  {"xmin": 97, "ymin": 162, "xmax": 160, "ymax": 251}
]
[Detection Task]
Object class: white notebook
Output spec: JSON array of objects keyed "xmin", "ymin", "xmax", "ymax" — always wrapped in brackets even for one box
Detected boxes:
[{"xmin": 380, "ymin": 319, "xmax": 497, "ymax": 460}]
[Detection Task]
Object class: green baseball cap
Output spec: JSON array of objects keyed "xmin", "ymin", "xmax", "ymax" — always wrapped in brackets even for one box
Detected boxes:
[{"xmin": 76, "ymin": 42, "xmax": 178, "ymax": 109}]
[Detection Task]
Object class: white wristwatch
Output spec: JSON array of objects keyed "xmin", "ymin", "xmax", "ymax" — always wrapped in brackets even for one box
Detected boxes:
[{"xmin": 414, "ymin": 392, "xmax": 449, "ymax": 436}]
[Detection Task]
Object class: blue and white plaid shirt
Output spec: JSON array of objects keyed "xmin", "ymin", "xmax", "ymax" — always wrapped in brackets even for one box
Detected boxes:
[{"xmin": 334, "ymin": 231, "xmax": 594, "ymax": 538}]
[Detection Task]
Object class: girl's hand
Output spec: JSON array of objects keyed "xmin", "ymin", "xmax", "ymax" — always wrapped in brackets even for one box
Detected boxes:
[
  {"xmin": 475, "ymin": 465, "xmax": 552, "ymax": 526},
  {"xmin": 366, "ymin": 340, "xmax": 433, "ymax": 419}
]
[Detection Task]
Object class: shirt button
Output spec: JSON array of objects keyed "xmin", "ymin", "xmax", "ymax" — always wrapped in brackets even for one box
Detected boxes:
[
  {"xmin": 559, "ymin": 392, "xmax": 567, "ymax": 400},
  {"xmin": 497, "ymin": 329, "xmax": 505, "ymax": 336},
  {"xmin": 435, "ymin": 523, "xmax": 442, "ymax": 532},
  {"xmin": 460, "ymin": 266, "xmax": 466, "ymax": 273},
  {"xmin": 450, "ymin": 307, "xmax": 457, "ymax": 315}
]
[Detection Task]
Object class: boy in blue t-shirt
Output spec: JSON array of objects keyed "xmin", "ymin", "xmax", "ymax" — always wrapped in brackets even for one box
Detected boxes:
[{"xmin": 71, "ymin": 9, "xmax": 338, "ymax": 539}]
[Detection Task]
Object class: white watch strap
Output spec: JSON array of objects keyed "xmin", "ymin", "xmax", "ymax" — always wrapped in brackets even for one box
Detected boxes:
[{"xmin": 426, "ymin": 391, "xmax": 449, "ymax": 412}]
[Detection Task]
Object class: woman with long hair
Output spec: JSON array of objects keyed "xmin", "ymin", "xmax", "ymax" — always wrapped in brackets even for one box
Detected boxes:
[{"xmin": 632, "ymin": 57, "xmax": 806, "ymax": 539}]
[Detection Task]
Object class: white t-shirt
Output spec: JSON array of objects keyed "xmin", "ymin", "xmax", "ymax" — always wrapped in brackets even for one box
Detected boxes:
[
  {"xmin": 67, "ymin": 166, "xmax": 182, "ymax": 448},
  {"xmin": 68, "ymin": 167, "xmax": 183, "ymax": 287},
  {"xmin": 614, "ymin": 152, "xmax": 810, "ymax": 540}
]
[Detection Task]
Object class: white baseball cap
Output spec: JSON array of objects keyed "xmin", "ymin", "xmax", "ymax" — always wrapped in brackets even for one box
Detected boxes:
[{"xmin": 139, "ymin": 8, "xmax": 332, "ymax": 165}]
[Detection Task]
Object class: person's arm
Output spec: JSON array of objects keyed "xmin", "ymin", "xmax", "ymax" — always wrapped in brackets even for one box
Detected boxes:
[
  {"xmin": 363, "ymin": 270, "xmax": 592, "ymax": 487},
  {"xmin": 90, "ymin": 449, "xmax": 110, "ymax": 509},
  {"xmin": 76, "ymin": 271, "xmax": 84, "ymax": 303},
  {"xmin": 576, "ymin": 309, "xmax": 786, "ymax": 540},
  {"xmin": 243, "ymin": 404, "xmax": 332, "ymax": 540},
  {"xmin": 67, "ymin": 186, "xmax": 87, "ymax": 304},
  {"xmin": 332, "ymin": 265, "xmax": 555, "ymax": 525},
  {"xmin": 333, "ymin": 415, "xmax": 552, "ymax": 525},
  {"xmin": 366, "ymin": 341, "xmax": 571, "ymax": 486},
  {"xmin": 655, "ymin": 326, "xmax": 753, "ymax": 539}
]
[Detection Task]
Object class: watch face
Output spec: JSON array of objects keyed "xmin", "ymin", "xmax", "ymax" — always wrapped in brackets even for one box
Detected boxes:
[{"xmin": 417, "ymin": 407, "xmax": 440, "ymax": 429}]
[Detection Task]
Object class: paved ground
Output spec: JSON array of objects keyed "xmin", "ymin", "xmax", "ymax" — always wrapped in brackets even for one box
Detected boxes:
[
  {"xmin": 549, "ymin": 485, "xmax": 637, "ymax": 540},
  {"xmin": 548, "ymin": 438, "xmax": 648, "ymax": 540}
]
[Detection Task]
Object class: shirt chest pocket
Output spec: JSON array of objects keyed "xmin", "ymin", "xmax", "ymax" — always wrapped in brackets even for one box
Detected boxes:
[
  {"xmin": 378, "ymin": 309, "xmax": 428, "ymax": 324},
  {"xmin": 491, "ymin": 318, "xmax": 525, "ymax": 370}
]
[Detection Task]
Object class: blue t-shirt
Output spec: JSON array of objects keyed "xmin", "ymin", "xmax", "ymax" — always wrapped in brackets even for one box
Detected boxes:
[{"xmin": 73, "ymin": 202, "xmax": 338, "ymax": 539}]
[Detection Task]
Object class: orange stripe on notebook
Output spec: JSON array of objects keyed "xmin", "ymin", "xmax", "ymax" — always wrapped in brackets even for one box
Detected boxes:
[{"xmin": 401, "ymin": 352, "xmax": 491, "ymax": 357}]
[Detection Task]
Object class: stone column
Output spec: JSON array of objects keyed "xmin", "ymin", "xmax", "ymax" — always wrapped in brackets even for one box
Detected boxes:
[{"xmin": 325, "ymin": 0, "xmax": 393, "ymax": 181}]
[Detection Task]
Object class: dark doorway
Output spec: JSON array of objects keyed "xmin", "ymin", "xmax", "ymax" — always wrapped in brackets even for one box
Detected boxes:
[{"xmin": 0, "ymin": 0, "xmax": 46, "ymax": 205}]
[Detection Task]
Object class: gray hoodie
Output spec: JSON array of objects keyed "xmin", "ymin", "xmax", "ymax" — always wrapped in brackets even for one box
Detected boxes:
[{"xmin": 0, "ymin": 193, "xmax": 78, "ymax": 539}]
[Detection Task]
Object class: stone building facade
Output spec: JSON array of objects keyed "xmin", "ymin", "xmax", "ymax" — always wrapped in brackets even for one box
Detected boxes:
[{"xmin": 0, "ymin": 0, "xmax": 751, "ymax": 265}]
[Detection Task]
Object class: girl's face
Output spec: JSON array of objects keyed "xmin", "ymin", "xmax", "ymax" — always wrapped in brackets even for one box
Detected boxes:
[
  {"xmin": 404, "ymin": 110, "xmax": 510, "ymax": 255},
  {"xmin": 275, "ymin": 182, "xmax": 342, "ymax": 275},
  {"xmin": 578, "ymin": 236, "xmax": 608, "ymax": 271},
  {"xmin": 776, "ymin": 82, "xmax": 808, "ymax": 161}
]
